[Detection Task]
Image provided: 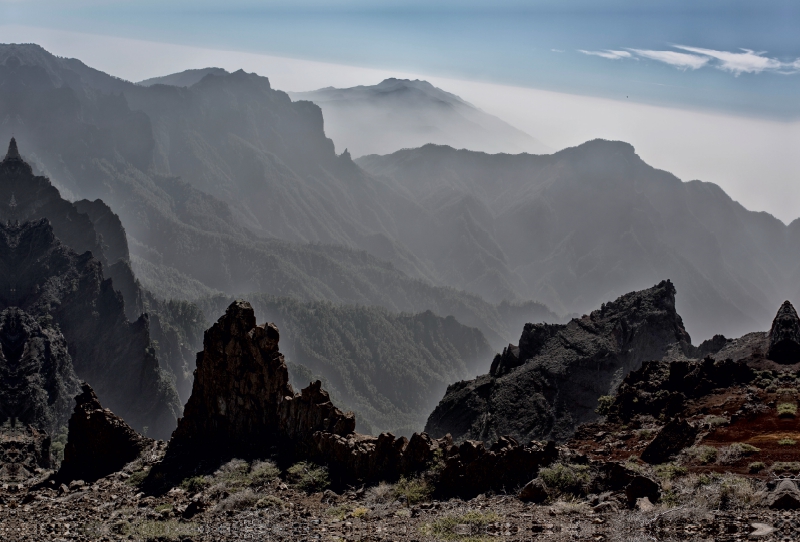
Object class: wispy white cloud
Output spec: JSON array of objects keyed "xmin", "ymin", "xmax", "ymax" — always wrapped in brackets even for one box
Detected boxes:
[
  {"xmin": 630, "ymin": 49, "xmax": 709, "ymax": 70},
  {"xmin": 674, "ymin": 46, "xmax": 782, "ymax": 75},
  {"xmin": 551, "ymin": 49, "xmax": 564, "ymax": 53},
  {"xmin": 578, "ymin": 49, "xmax": 632, "ymax": 60}
]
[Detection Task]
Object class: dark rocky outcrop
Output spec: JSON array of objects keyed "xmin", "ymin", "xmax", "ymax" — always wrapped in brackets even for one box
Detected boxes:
[
  {"xmin": 166, "ymin": 300, "xmax": 355, "ymax": 465},
  {"xmin": 767, "ymin": 301, "xmax": 800, "ymax": 364},
  {"xmin": 0, "ymin": 159, "xmax": 180, "ymax": 436},
  {"xmin": 156, "ymin": 300, "xmax": 558, "ymax": 496},
  {"xmin": 58, "ymin": 383, "xmax": 152, "ymax": 483},
  {"xmin": 0, "ymin": 308, "xmax": 80, "ymax": 435},
  {"xmin": 426, "ymin": 280, "xmax": 695, "ymax": 444},
  {"xmin": 767, "ymin": 479, "xmax": 800, "ymax": 510},
  {"xmin": 640, "ymin": 418, "xmax": 698, "ymax": 464}
]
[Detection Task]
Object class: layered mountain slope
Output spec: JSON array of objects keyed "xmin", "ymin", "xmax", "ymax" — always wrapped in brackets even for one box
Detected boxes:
[
  {"xmin": 0, "ymin": 218, "xmax": 179, "ymax": 438},
  {"xmin": 359, "ymin": 142, "xmax": 795, "ymax": 340},
  {"xmin": 197, "ymin": 294, "xmax": 494, "ymax": 435},
  {"xmin": 425, "ymin": 280, "xmax": 719, "ymax": 444},
  {"xmin": 0, "ymin": 44, "xmax": 556, "ymax": 349},
  {"xmin": 0, "ymin": 143, "xmax": 180, "ymax": 438},
  {"xmin": 288, "ymin": 78, "xmax": 549, "ymax": 156}
]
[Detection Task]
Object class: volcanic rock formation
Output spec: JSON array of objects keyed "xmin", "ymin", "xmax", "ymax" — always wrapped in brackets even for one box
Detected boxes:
[
  {"xmin": 0, "ymin": 217, "xmax": 179, "ymax": 438},
  {"xmin": 158, "ymin": 300, "xmax": 559, "ymax": 496},
  {"xmin": 0, "ymin": 308, "xmax": 80, "ymax": 436},
  {"xmin": 425, "ymin": 280, "xmax": 702, "ymax": 445},
  {"xmin": 58, "ymin": 383, "xmax": 153, "ymax": 483},
  {"xmin": 767, "ymin": 301, "xmax": 800, "ymax": 364}
]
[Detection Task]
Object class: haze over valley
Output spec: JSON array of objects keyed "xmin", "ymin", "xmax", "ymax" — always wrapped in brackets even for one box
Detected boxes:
[{"xmin": 0, "ymin": 2, "xmax": 799, "ymax": 532}]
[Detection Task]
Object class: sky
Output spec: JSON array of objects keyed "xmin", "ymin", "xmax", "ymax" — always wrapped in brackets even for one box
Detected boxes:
[{"xmin": 1, "ymin": 0, "xmax": 799, "ymax": 221}]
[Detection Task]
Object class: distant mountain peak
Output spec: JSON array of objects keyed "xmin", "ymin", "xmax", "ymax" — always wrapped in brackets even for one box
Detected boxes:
[{"xmin": 4, "ymin": 138, "xmax": 21, "ymax": 162}]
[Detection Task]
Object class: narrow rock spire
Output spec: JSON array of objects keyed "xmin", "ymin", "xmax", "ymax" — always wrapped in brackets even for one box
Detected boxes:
[
  {"xmin": 4, "ymin": 138, "xmax": 21, "ymax": 162},
  {"xmin": 767, "ymin": 300, "xmax": 800, "ymax": 364}
]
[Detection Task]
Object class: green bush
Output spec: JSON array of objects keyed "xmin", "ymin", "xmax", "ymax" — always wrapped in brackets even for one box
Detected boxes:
[
  {"xmin": 653, "ymin": 464, "xmax": 687, "ymax": 480},
  {"xmin": 772, "ymin": 462, "xmax": 800, "ymax": 474},
  {"xmin": 595, "ymin": 395, "xmax": 615, "ymax": 415},
  {"xmin": 422, "ymin": 511, "xmax": 501, "ymax": 541},
  {"xmin": 286, "ymin": 462, "xmax": 330, "ymax": 492},
  {"xmin": 687, "ymin": 445, "xmax": 718, "ymax": 465},
  {"xmin": 180, "ymin": 476, "xmax": 210, "ymax": 494},
  {"xmin": 50, "ymin": 425, "xmax": 69, "ymax": 466},
  {"xmin": 538, "ymin": 463, "xmax": 591, "ymax": 495},
  {"xmin": 250, "ymin": 460, "xmax": 280, "ymax": 486},
  {"xmin": 395, "ymin": 476, "xmax": 433, "ymax": 505},
  {"xmin": 748, "ymin": 462, "xmax": 766, "ymax": 473},
  {"xmin": 126, "ymin": 468, "xmax": 150, "ymax": 488},
  {"xmin": 777, "ymin": 403, "xmax": 798, "ymax": 417},
  {"xmin": 778, "ymin": 438, "xmax": 796, "ymax": 446}
]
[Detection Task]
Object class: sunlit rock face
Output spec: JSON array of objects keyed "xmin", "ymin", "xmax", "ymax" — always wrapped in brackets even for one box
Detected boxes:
[{"xmin": 767, "ymin": 301, "xmax": 800, "ymax": 364}]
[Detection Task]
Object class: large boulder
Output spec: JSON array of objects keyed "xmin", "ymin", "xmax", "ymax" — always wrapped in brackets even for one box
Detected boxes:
[
  {"xmin": 640, "ymin": 418, "xmax": 698, "ymax": 464},
  {"xmin": 767, "ymin": 301, "xmax": 800, "ymax": 364},
  {"xmin": 58, "ymin": 383, "xmax": 152, "ymax": 482}
]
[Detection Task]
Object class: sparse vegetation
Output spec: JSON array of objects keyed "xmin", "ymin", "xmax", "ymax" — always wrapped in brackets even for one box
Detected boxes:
[
  {"xmin": 748, "ymin": 461, "xmax": 766, "ymax": 473},
  {"xmin": 653, "ymin": 463, "xmax": 687, "ymax": 480},
  {"xmin": 703, "ymin": 415, "xmax": 728, "ymax": 428},
  {"xmin": 131, "ymin": 520, "xmax": 200, "ymax": 541},
  {"xmin": 686, "ymin": 445, "xmax": 718, "ymax": 465},
  {"xmin": 213, "ymin": 489, "xmax": 260, "ymax": 513},
  {"xmin": 778, "ymin": 403, "xmax": 798, "ymax": 417},
  {"xmin": 286, "ymin": 461, "xmax": 330, "ymax": 492},
  {"xmin": 180, "ymin": 476, "xmax": 210, "ymax": 494},
  {"xmin": 717, "ymin": 443, "xmax": 761, "ymax": 465},
  {"xmin": 595, "ymin": 395, "xmax": 614, "ymax": 415},
  {"xmin": 771, "ymin": 461, "xmax": 800, "ymax": 473},
  {"xmin": 394, "ymin": 476, "xmax": 433, "ymax": 505},
  {"xmin": 421, "ymin": 510, "xmax": 501, "ymax": 542},
  {"xmin": 126, "ymin": 468, "xmax": 150, "ymax": 488},
  {"xmin": 50, "ymin": 425, "xmax": 69, "ymax": 466},
  {"xmin": 778, "ymin": 437, "xmax": 796, "ymax": 446},
  {"xmin": 366, "ymin": 481, "xmax": 395, "ymax": 504},
  {"xmin": 538, "ymin": 463, "xmax": 591, "ymax": 496}
]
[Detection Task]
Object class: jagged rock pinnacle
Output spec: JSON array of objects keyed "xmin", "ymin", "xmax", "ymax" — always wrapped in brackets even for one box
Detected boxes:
[
  {"xmin": 767, "ymin": 300, "xmax": 800, "ymax": 364},
  {"xmin": 3, "ymin": 138, "xmax": 21, "ymax": 162}
]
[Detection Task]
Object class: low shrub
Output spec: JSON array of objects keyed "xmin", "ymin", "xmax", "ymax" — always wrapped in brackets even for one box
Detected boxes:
[
  {"xmin": 686, "ymin": 445, "xmax": 718, "ymax": 465},
  {"xmin": 367, "ymin": 482, "xmax": 395, "ymax": 504},
  {"xmin": 394, "ymin": 476, "xmax": 432, "ymax": 505},
  {"xmin": 772, "ymin": 462, "xmax": 800, "ymax": 474},
  {"xmin": 256, "ymin": 495, "xmax": 283, "ymax": 509},
  {"xmin": 180, "ymin": 476, "xmax": 210, "ymax": 494},
  {"xmin": 538, "ymin": 463, "xmax": 591, "ymax": 496},
  {"xmin": 748, "ymin": 462, "xmax": 766, "ymax": 473},
  {"xmin": 777, "ymin": 403, "xmax": 797, "ymax": 417},
  {"xmin": 778, "ymin": 438, "xmax": 796, "ymax": 446},
  {"xmin": 422, "ymin": 511, "xmax": 501, "ymax": 541},
  {"xmin": 286, "ymin": 461, "xmax": 330, "ymax": 492},
  {"xmin": 249, "ymin": 460, "xmax": 280, "ymax": 486},
  {"xmin": 717, "ymin": 443, "xmax": 760, "ymax": 465},
  {"xmin": 213, "ymin": 489, "xmax": 260, "ymax": 513},
  {"xmin": 595, "ymin": 395, "xmax": 614, "ymax": 415},
  {"xmin": 653, "ymin": 464, "xmax": 687, "ymax": 480}
]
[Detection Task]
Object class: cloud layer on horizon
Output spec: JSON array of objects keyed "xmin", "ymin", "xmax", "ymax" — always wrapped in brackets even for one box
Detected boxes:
[{"xmin": 580, "ymin": 46, "xmax": 797, "ymax": 75}]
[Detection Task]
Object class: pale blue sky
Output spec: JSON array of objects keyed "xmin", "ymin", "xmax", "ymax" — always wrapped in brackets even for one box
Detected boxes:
[{"xmin": 2, "ymin": 0, "xmax": 799, "ymax": 119}]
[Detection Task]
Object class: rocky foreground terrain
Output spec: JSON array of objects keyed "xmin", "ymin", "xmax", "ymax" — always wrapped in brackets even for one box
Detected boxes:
[{"xmin": 4, "ymin": 296, "xmax": 800, "ymax": 540}]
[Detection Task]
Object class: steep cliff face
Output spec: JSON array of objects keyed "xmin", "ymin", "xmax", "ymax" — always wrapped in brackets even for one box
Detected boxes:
[
  {"xmin": 425, "ymin": 280, "xmax": 702, "ymax": 444},
  {"xmin": 0, "ymin": 140, "xmax": 181, "ymax": 438},
  {"xmin": 0, "ymin": 308, "xmax": 80, "ymax": 436},
  {"xmin": 0, "ymin": 218, "xmax": 180, "ymax": 438},
  {"xmin": 767, "ymin": 301, "xmax": 800, "ymax": 364}
]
